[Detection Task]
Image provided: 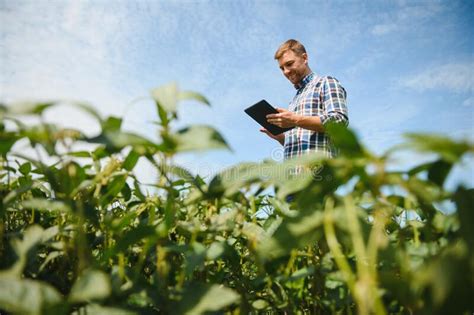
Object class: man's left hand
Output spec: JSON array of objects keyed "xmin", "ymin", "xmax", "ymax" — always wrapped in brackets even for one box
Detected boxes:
[{"xmin": 266, "ymin": 108, "xmax": 299, "ymax": 128}]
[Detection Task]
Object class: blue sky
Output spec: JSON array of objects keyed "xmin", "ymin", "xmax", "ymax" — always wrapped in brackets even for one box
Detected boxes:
[{"xmin": 1, "ymin": 0, "xmax": 473, "ymax": 188}]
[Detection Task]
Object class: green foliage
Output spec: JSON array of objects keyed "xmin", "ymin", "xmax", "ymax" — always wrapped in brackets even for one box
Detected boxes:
[{"xmin": 0, "ymin": 83, "xmax": 473, "ymax": 314}]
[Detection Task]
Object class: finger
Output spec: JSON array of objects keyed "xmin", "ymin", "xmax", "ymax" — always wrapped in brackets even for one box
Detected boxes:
[{"xmin": 276, "ymin": 108, "xmax": 287, "ymax": 113}]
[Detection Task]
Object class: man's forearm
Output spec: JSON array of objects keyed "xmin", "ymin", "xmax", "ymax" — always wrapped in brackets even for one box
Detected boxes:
[{"xmin": 295, "ymin": 115, "xmax": 325, "ymax": 132}]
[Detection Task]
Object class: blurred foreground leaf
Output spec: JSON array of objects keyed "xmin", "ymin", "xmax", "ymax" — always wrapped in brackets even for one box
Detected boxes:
[
  {"xmin": 0, "ymin": 275, "xmax": 64, "ymax": 315},
  {"xmin": 69, "ymin": 269, "xmax": 111, "ymax": 303},
  {"xmin": 176, "ymin": 283, "xmax": 240, "ymax": 315},
  {"xmin": 403, "ymin": 133, "xmax": 473, "ymax": 163},
  {"xmin": 174, "ymin": 125, "xmax": 231, "ymax": 152}
]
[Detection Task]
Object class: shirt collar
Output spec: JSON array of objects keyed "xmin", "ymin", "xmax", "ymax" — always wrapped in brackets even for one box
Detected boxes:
[{"xmin": 294, "ymin": 72, "xmax": 315, "ymax": 90}]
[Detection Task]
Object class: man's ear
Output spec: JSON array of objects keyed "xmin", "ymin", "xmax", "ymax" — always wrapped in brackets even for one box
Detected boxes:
[{"xmin": 302, "ymin": 53, "xmax": 308, "ymax": 64}]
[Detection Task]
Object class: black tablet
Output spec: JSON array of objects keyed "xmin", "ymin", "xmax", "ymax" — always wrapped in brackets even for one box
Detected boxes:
[{"xmin": 244, "ymin": 100, "xmax": 294, "ymax": 135}]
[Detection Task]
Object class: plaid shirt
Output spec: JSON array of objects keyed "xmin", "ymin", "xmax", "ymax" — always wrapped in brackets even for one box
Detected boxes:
[{"xmin": 284, "ymin": 72, "xmax": 349, "ymax": 160}]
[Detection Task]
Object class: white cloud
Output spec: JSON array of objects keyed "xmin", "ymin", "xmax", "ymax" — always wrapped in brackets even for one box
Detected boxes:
[
  {"xmin": 354, "ymin": 102, "xmax": 423, "ymax": 154},
  {"xmin": 463, "ymin": 96, "xmax": 474, "ymax": 107},
  {"xmin": 371, "ymin": 2, "xmax": 444, "ymax": 36},
  {"xmin": 0, "ymin": 2, "xmax": 136, "ymax": 120},
  {"xmin": 371, "ymin": 23, "xmax": 398, "ymax": 36},
  {"xmin": 400, "ymin": 62, "xmax": 474, "ymax": 93},
  {"xmin": 0, "ymin": 2, "xmax": 158, "ymax": 184},
  {"xmin": 345, "ymin": 50, "xmax": 386, "ymax": 77},
  {"xmin": 63, "ymin": 1, "xmax": 84, "ymax": 33}
]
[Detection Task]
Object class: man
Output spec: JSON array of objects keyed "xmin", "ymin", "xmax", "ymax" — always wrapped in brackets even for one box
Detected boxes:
[{"xmin": 261, "ymin": 39, "xmax": 349, "ymax": 160}]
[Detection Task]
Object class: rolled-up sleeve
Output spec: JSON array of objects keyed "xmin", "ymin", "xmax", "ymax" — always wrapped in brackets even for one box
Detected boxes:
[{"xmin": 318, "ymin": 76, "xmax": 349, "ymax": 127}]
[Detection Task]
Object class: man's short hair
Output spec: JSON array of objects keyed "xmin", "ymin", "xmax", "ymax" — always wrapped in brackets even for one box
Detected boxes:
[{"xmin": 274, "ymin": 39, "xmax": 307, "ymax": 60}]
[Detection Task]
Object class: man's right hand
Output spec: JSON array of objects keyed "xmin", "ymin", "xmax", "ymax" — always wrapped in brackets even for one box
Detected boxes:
[{"xmin": 260, "ymin": 128, "xmax": 285, "ymax": 145}]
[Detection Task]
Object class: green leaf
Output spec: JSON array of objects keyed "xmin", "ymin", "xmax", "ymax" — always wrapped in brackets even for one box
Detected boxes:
[
  {"xmin": 156, "ymin": 103, "xmax": 170, "ymax": 126},
  {"xmin": 101, "ymin": 116, "xmax": 122, "ymax": 132},
  {"xmin": 209, "ymin": 209, "xmax": 239, "ymax": 232},
  {"xmin": 408, "ymin": 159, "xmax": 454, "ymax": 187},
  {"xmin": 21, "ymin": 198, "xmax": 72, "ymax": 213},
  {"xmin": 2, "ymin": 180, "xmax": 33, "ymax": 205},
  {"xmin": 257, "ymin": 210, "xmax": 326, "ymax": 260},
  {"xmin": 151, "ymin": 83, "xmax": 211, "ymax": 115},
  {"xmin": 0, "ymin": 275, "xmax": 64, "ymax": 315},
  {"xmin": 207, "ymin": 162, "xmax": 262, "ymax": 198},
  {"xmin": 133, "ymin": 179, "xmax": 146, "ymax": 201},
  {"xmin": 325, "ymin": 123, "xmax": 365, "ymax": 157},
  {"xmin": 414, "ymin": 242, "xmax": 472, "ymax": 313},
  {"xmin": 7, "ymin": 225, "xmax": 45, "ymax": 276},
  {"xmin": 100, "ymin": 174, "xmax": 127, "ymax": 206},
  {"xmin": 65, "ymin": 150, "xmax": 92, "ymax": 158},
  {"xmin": 103, "ymin": 225, "xmax": 156, "ymax": 261},
  {"xmin": 386, "ymin": 195, "xmax": 406, "ymax": 208},
  {"xmin": 167, "ymin": 164, "xmax": 196, "ymax": 182},
  {"xmin": 453, "ymin": 187, "xmax": 474, "ymax": 251},
  {"xmin": 405, "ymin": 177, "xmax": 443, "ymax": 204},
  {"xmin": 172, "ymin": 179, "xmax": 186, "ymax": 186},
  {"xmin": 21, "ymin": 124, "xmax": 58, "ymax": 155},
  {"xmin": 205, "ymin": 154, "xmax": 324, "ymax": 200},
  {"xmin": 0, "ymin": 131, "xmax": 21, "ymax": 156},
  {"xmin": 174, "ymin": 125, "xmax": 231, "ymax": 152},
  {"xmin": 68, "ymin": 101, "xmax": 103, "ymax": 122},
  {"xmin": 262, "ymin": 214, "xmax": 284, "ymax": 235},
  {"xmin": 287, "ymin": 266, "xmax": 315, "ymax": 282},
  {"xmin": 242, "ymin": 222, "xmax": 267, "ymax": 243},
  {"xmin": 177, "ymin": 283, "xmax": 240, "ymax": 315},
  {"xmin": 93, "ymin": 146, "xmax": 109, "ymax": 159},
  {"xmin": 151, "ymin": 82, "xmax": 179, "ymax": 113},
  {"xmin": 185, "ymin": 243, "xmax": 207, "ymax": 275},
  {"xmin": 69, "ymin": 269, "xmax": 111, "ymax": 303},
  {"xmin": 427, "ymin": 159, "xmax": 453, "ymax": 187},
  {"xmin": 276, "ymin": 165, "xmax": 315, "ymax": 199},
  {"xmin": 206, "ymin": 242, "xmax": 226, "ymax": 260},
  {"xmin": 19, "ymin": 162, "xmax": 32, "ymax": 175},
  {"xmin": 52, "ymin": 161, "xmax": 87, "ymax": 196},
  {"xmin": 403, "ymin": 133, "xmax": 473, "ymax": 163},
  {"xmin": 123, "ymin": 150, "xmax": 140, "ymax": 171},
  {"xmin": 4, "ymin": 225, "xmax": 59, "ymax": 277},
  {"xmin": 178, "ymin": 91, "xmax": 211, "ymax": 106},
  {"xmin": 4, "ymin": 101, "xmax": 55, "ymax": 115},
  {"xmin": 11, "ymin": 225, "xmax": 44, "ymax": 254},
  {"xmin": 85, "ymin": 131, "xmax": 157, "ymax": 154},
  {"xmin": 39, "ymin": 251, "xmax": 63, "ymax": 272},
  {"xmin": 72, "ymin": 304, "xmax": 137, "ymax": 315},
  {"xmin": 252, "ymin": 299, "xmax": 270, "ymax": 310},
  {"xmin": 121, "ymin": 182, "xmax": 132, "ymax": 201},
  {"xmin": 408, "ymin": 161, "xmax": 433, "ymax": 176}
]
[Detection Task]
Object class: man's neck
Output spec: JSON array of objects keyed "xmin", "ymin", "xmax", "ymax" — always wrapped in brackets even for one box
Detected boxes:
[
  {"xmin": 294, "ymin": 68, "xmax": 314, "ymax": 89},
  {"xmin": 303, "ymin": 67, "xmax": 312, "ymax": 78}
]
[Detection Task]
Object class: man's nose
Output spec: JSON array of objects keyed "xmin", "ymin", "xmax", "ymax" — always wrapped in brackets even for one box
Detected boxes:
[{"xmin": 283, "ymin": 68, "xmax": 291, "ymax": 76}]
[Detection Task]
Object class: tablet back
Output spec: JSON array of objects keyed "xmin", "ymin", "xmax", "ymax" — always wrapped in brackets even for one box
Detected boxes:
[{"xmin": 244, "ymin": 100, "xmax": 294, "ymax": 135}]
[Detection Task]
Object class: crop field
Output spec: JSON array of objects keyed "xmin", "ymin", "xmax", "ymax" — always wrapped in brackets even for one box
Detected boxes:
[{"xmin": 0, "ymin": 84, "xmax": 473, "ymax": 314}]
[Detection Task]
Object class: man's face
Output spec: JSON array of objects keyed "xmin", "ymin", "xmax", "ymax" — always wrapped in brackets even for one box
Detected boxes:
[{"xmin": 278, "ymin": 50, "xmax": 309, "ymax": 85}]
